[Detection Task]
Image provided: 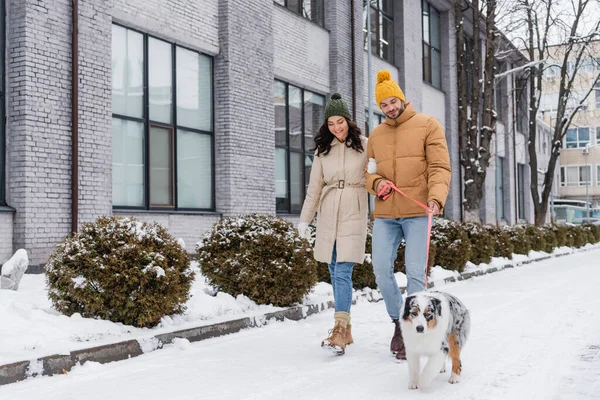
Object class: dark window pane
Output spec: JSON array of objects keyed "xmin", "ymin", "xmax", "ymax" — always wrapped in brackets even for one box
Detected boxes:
[
  {"xmin": 112, "ymin": 118, "xmax": 145, "ymax": 207},
  {"xmin": 579, "ymin": 127, "xmax": 590, "ymax": 142},
  {"xmin": 176, "ymin": 47, "xmax": 212, "ymax": 131},
  {"xmin": 305, "ymin": 152, "xmax": 313, "ymax": 190},
  {"xmin": 177, "ymin": 129, "xmax": 212, "ymax": 209},
  {"xmin": 289, "ymin": 86, "xmax": 302, "ymax": 149},
  {"xmin": 274, "ymin": 81, "xmax": 287, "ymax": 147},
  {"xmin": 288, "ymin": 0, "xmax": 302, "ymax": 14},
  {"xmin": 149, "ymin": 38, "xmax": 173, "ymax": 124},
  {"xmin": 380, "ymin": 0, "xmax": 393, "ymax": 15},
  {"xmin": 112, "ymin": 25, "xmax": 144, "ymax": 118},
  {"xmin": 149, "ymin": 126, "xmax": 174, "ymax": 207},
  {"xmin": 276, "ymin": 147, "xmax": 289, "ymax": 212},
  {"xmin": 304, "ymin": 91, "xmax": 324, "ymax": 151},
  {"xmin": 423, "ymin": 43, "xmax": 431, "ymax": 83},
  {"xmin": 432, "ymin": 48, "xmax": 441, "ymax": 88},
  {"xmin": 381, "ymin": 15, "xmax": 394, "ymax": 60},
  {"xmin": 290, "ymin": 151, "xmax": 303, "ymax": 213},
  {"xmin": 422, "ymin": 4, "xmax": 430, "ymax": 45},
  {"xmin": 430, "ymin": 6, "xmax": 440, "ymax": 49},
  {"xmin": 370, "ymin": 7, "xmax": 378, "ymax": 56},
  {"xmin": 303, "ymin": 0, "xmax": 324, "ymax": 26}
]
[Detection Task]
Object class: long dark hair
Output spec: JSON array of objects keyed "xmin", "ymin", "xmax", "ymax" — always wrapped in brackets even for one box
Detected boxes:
[{"xmin": 311, "ymin": 117, "xmax": 364, "ymax": 157}]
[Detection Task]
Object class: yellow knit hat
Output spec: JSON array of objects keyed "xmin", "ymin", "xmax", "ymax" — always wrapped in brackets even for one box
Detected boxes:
[{"xmin": 375, "ymin": 70, "xmax": 405, "ymax": 106}]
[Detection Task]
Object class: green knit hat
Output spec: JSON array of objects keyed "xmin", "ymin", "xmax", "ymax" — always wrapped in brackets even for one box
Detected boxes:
[{"xmin": 324, "ymin": 92, "xmax": 351, "ymax": 120}]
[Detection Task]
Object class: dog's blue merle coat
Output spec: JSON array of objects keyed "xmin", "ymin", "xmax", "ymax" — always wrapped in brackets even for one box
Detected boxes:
[{"xmin": 403, "ymin": 291, "xmax": 471, "ymax": 354}]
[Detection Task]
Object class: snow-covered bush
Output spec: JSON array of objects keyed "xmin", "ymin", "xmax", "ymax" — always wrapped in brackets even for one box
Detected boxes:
[
  {"xmin": 551, "ymin": 224, "xmax": 568, "ymax": 247},
  {"xmin": 525, "ymin": 225, "xmax": 547, "ymax": 252},
  {"xmin": 483, "ymin": 225, "xmax": 513, "ymax": 259},
  {"xmin": 582, "ymin": 223, "xmax": 600, "ymax": 243},
  {"xmin": 196, "ymin": 214, "xmax": 317, "ymax": 307},
  {"xmin": 46, "ymin": 216, "xmax": 193, "ymax": 328},
  {"xmin": 565, "ymin": 225, "xmax": 587, "ymax": 248},
  {"xmin": 462, "ymin": 222, "xmax": 494, "ymax": 265},
  {"xmin": 539, "ymin": 225, "xmax": 558, "ymax": 253},
  {"xmin": 504, "ymin": 225, "xmax": 531, "ymax": 255},
  {"xmin": 430, "ymin": 218, "xmax": 471, "ymax": 272}
]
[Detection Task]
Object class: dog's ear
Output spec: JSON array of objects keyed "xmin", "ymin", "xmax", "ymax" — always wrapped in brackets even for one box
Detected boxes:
[
  {"xmin": 431, "ymin": 297, "xmax": 442, "ymax": 316},
  {"xmin": 402, "ymin": 296, "xmax": 414, "ymax": 320}
]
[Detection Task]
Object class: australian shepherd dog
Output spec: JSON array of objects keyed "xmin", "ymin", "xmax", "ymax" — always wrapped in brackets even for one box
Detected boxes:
[{"xmin": 400, "ymin": 291, "xmax": 471, "ymax": 390}]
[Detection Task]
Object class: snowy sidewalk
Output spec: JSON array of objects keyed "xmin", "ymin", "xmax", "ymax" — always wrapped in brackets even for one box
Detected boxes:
[
  {"xmin": 2, "ymin": 248, "xmax": 600, "ymax": 399},
  {"xmin": 1, "ymin": 244, "xmax": 599, "ymax": 386}
]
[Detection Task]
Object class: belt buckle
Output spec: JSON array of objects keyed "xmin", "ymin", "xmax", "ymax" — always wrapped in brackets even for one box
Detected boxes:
[{"xmin": 338, "ymin": 180, "xmax": 345, "ymax": 189}]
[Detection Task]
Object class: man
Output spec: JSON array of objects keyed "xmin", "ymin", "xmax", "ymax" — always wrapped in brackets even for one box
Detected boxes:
[{"xmin": 365, "ymin": 70, "xmax": 451, "ymax": 360}]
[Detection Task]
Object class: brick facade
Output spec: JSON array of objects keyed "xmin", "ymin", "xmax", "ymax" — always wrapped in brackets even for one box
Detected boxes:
[{"xmin": 0, "ymin": 0, "xmax": 532, "ymax": 269}]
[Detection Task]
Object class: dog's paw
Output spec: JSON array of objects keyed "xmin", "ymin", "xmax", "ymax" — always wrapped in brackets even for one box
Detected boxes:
[
  {"xmin": 408, "ymin": 381, "xmax": 418, "ymax": 390},
  {"xmin": 449, "ymin": 372, "xmax": 461, "ymax": 384},
  {"xmin": 440, "ymin": 364, "xmax": 447, "ymax": 373}
]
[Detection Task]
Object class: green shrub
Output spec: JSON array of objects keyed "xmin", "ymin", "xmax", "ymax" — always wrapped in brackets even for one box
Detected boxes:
[
  {"xmin": 462, "ymin": 222, "xmax": 495, "ymax": 265},
  {"xmin": 539, "ymin": 225, "xmax": 558, "ymax": 253},
  {"xmin": 197, "ymin": 214, "xmax": 317, "ymax": 307},
  {"xmin": 551, "ymin": 224, "xmax": 568, "ymax": 247},
  {"xmin": 584, "ymin": 223, "xmax": 600, "ymax": 243},
  {"xmin": 430, "ymin": 218, "xmax": 471, "ymax": 272},
  {"xmin": 580, "ymin": 224, "xmax": 599, "ymax": 245},
  {"xmin": 525, "ymin": 225, "xmax": 547, "ymax": 252},
  {"xmin": 565, "ymin": 225, "xmax": 586, "ymax": 248},
  {"xmin": 504, "ymin": 225, "xmax": 531, "ymax": 255},
  {"xmin": 483, "ymin": 225, "xmax": 513, "ymax": 259},
  {"xmin": 46, "ymin": 216, "xmax": 193, "ymax": 328}
]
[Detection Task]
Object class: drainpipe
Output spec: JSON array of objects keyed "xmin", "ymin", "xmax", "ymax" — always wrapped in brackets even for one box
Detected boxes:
[
  {"xmin": 71, "ymin": 0, "xmax": 79, "ymax": 235},
  {"xmin": 350, "ymin": 0, "xmax": 356, "ymax": 120},
  {"xmin": 512, "ymin": 74, "xmax": 518, "ymax": 224}
]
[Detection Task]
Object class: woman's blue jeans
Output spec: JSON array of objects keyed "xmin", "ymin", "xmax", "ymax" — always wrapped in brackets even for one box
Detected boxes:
[{"xmin": 328, "ymin": 243, "xmax": 355, "ymax": 313}]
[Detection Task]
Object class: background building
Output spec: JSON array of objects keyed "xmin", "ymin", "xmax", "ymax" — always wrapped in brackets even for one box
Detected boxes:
[{"xmin": 0, "ymin": 0, "xmax": 535, "ymax": 270}]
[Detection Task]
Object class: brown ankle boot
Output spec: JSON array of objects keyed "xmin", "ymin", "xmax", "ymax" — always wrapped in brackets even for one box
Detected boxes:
[
  {"xmin": 390, "ymin": 319, "xmax": 406, "ymax": 359},
  {"xmin": 345, "ymin": 324, "xmax": 354, "ymax": 345},
  {"xmin": 322, "ymin": 312, "xmax": 350, "ymax": 354}
]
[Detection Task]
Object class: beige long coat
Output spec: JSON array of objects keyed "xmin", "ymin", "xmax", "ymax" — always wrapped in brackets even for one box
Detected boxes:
[{"xmin": 300, "ymin": 136, "xmax": 368, "ymax": 264}]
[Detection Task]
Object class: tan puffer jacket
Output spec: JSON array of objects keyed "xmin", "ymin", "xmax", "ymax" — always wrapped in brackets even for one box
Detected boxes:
[{"xmin": 365, "ymin": 102, "xmax": 451, "ymax": 218}]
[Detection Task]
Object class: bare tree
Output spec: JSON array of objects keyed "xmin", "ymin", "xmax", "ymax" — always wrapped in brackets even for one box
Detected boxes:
[
  {"xmin": 455, "ymin": 0, "xmax": 499, "ymax": 222},
  {"xmin": 501, "ymin": 0, "xmax": 600, "ymax": 225}
]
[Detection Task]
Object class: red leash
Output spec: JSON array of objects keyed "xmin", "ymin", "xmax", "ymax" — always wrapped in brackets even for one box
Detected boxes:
[{"xmin": 377, "ymin": 181, "xmax": 433, "ymax": 287}]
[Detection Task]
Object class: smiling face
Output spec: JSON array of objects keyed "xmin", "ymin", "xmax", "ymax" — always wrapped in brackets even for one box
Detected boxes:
[
  {"xmin": 379, "ymin": 96, "xmax": 404, "ymax": 120},
  {"xmin": 327, "ymin": 116, "xmax": 349, "ymax": 142},
  {"xmin": 402, "ymin": 295, "xmax": 441, "ymax": 334}
]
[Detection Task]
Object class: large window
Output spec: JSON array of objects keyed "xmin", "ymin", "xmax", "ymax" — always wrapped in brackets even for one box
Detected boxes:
[
  {"xmin": 496, "ymin": 156, "xmax": 505, "ymax": 220},
  {"xmin": 517, "ymin": 164, "xmax": 526, "ymax": 220},
  {"xmin": 112, "ymin": 25, "xmax": 213, "ymax": 210},
  {"xmin": 516, "ymin": 78, "xmax": 528, "ymax": 133},
  {"xmin": 565, "ymin": 127, "xmax": 590, "ymax": 148},
  {"xmin": 274, "ymin": 81, "xmax": 325, "ymax": 214},
  {"xmin": 560, "ymin": 166, "xmax": 591, "ymax": 187},
  {"xmin": 422, "ymin": 1, "xmax": 441, "ymax": 89},
  {"xmin": 363, "ymin": 0, "xmax": 394, "ymax": 62},
  {"xmin": 595, "ymin": 82, "xmax": 600, "ymax": 109},
  {"xmin": 275, "ymin": 0, "xmax": 324, "ymax": 27}
]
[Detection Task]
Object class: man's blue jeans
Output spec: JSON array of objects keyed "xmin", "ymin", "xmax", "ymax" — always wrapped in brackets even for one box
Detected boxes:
[
  {"xmin": 328, "ymin": 243, "xmax": 355, "ymax": 313},
  {"xmin": 372, "ymin": 217, "xmax": 429, "ymax": 320}
]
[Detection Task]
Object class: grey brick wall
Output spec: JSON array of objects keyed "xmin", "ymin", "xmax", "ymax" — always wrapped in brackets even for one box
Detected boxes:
[
  {"xmin": 274, "ymin": 5, "xmax": 329, "ymax": 94},
  {"xmin": 214, "ymin": 0, "xmax": 275, "ymax": 216},
  {"xmin": 77, "ymin": 0, "xmax": 113, "ymax": 226},
  {"xmin": 6, "ymin": 0, "xmax": 73, "ymax": 265},
  {"xmin": 0, "ymin": 213, "xmax": 12, "ymax": 263},
  {"xmin": 113, "ymin": 0, "xmax": 219, "ymax": 56}
]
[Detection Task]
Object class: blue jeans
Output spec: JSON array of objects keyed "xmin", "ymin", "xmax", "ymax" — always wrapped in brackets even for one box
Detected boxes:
[
  {"xmin": 328, "ymin": 243, "xmax": 355, "ymax": 313},
  {"xmin": 372, "ymin": 217, "xmax": 429, "ymax": 320}
]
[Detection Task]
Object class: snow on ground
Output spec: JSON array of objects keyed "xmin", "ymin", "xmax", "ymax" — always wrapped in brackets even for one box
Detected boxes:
[
  {"xmin": 0, "ymin": 246, "xmax": 595, "ymax": 367},
  {"xmin": 1, "ymin": 247, "xmax": 599, "ymax": 399}
]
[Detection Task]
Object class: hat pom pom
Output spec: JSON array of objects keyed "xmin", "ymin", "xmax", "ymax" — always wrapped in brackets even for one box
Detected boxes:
[
  {"xmin": 331, "ymin": 92, "xmax": 342, "ymax": 100},
  {"xmin": 377, "ymin": 70, "xmax": 391, "ymax": 83}
]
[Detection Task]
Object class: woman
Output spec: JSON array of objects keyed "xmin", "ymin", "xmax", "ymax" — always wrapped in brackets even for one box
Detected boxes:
[{"xmin": 297, "ymin": 92, "xmax": 368, "ymax": 355}]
